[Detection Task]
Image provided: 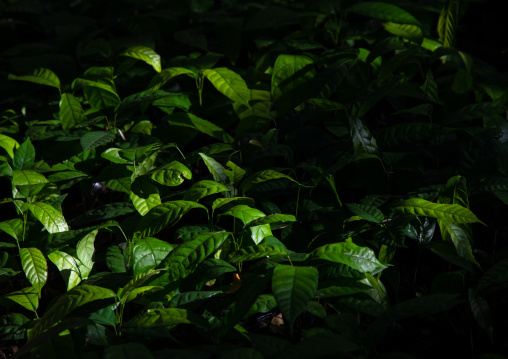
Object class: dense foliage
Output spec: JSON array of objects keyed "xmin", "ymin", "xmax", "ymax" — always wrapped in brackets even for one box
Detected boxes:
[{"xmin": 1, "ymin": 0, "xmax": 508, "ymax": 357}]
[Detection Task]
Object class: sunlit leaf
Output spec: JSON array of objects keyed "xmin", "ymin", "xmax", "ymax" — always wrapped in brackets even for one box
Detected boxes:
[
  {"xmin": 394, "ymin": 198, "xmax": 484, "ymax": 224},
  {"xmin": 13, "ymin": 138, "xmax": 35, "ymax": 170},
  {"xmin": 151, "ymin": 161, "xmax": 192, "ymax": 186},
  {"xmin": 27, "ymin": 202, "xmax": 69, "ymax": 233},
  {"xmin": 59, "ymin": 93, "xmax": 86, "ymax": 130},
  {"xmin": 122, "ymin": 46, "xmax": 161, "ymax": 72},
  {"xmin": 203, "ymin": 68, "xmax": 250, "ymax": 106},
  {"xmin": 132, "ymin": 237, "xmax": 173, "ymax": 275},
  {"xmin": 47, "ymin": 250, "xmax": 83, "ymax": 290},
  {"xmin": 311, "ymin": 241, "xmax": 388, "ymax": 273},
  {"xmin": 20, "ymin": 248, "xmax": 47, "ymax": 293},
  {"xmin": 0, "ymin": 134, "xmax": 20, "ymax": 159},
  {"xmin": 3, "ymin": 287, "xmax": 39, "ymax": 313},
  {"xmin": 183, "ymin": 180, "xmax": 230, "ymax": 202},
  {"xmin": 164, "ymin": 232, "xmax": 230, "ymax": 282},
  {"xmin": 8, "ymin": 68, "xmax": 61, "ymax": 91},
  {"xmin": 130, "ymin": 178, "xmax": 162, "ymax": 216},
  {"xmin": 220, "ymin": 205, "xmax": 265, "ymax": 225}
]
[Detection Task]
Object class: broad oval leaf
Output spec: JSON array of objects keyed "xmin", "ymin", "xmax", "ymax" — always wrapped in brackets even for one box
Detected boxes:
[
  {"xmin": 117, "ymin": 269, "xmax": 163, "ymax": 303},
  {"xmin": 228, "ymin": 245, "xmax": 288, "ymax": 263},
  {"xmin": 394, "ymin": 198, "xmax": 484, "ymax": 224},
  {"xmin": 132, "ymin": 237, "xmax": 173, "ymax": 276},
  {"xmin": 245, "ymin": 214, "xmax": 296, "ymax": 229},
  {"xmin": 151, "ymin": 161, "xmax": 192, "ymax": 186},
  {"xmin": 76, "ymin": 230, "xmax": 98, "ymax": 272},
  {"xmin": 80, "ymin": 131, "xmax": 115, "ymax": 152},
  {"xmin": 271, "ymin": 54, "xmax": 314, "ymax": 104},
  {"xmin": 0, "ymin": 134, "xmax": 20, "ymax": 159},
  {"xmin": 168, "ymin": 290, "xmax": 222, "ymax": 308},
  {"xmin": 345, "ymin": 203, "xmax": 384, "ymax": 223},
  {"xmin": 130, "ymin": 178, "xmax": 162, "ymax": 216},
  {"xmin": 59, "ymin": 93, "xmax": 86, "ymax": 130},
  {"xmin": 27, "ymin": 202, "xmax": 69, "ymax": 233},
  {"xmin": 122, "ymin": 46, "xmax": 161, "ymax": 73},
  {"xmin": 3, "ymin": 287, "xmax": 39, "ymax": 313},
  {"xmin": 168, "ymin": 113, "xmax": 234, "ymax": 144},
  {"xmin": 349, "ymin": 117, "xmax": 379, "ymax": 156},
  {"xmin": 13, "ymin": 138, "xmax": 35, "ymax": 170},
  {"xmin": 212, "ymin": 197, "xmax": 255, "ymax": 215},
  {"xmin": 311, "ymin": 241, "xmax": 388, "ymax": 273},
  {"xmin": 12, "ymin": 170, "xmax": 48, "ymax": 186},
  {"xmin": 199, "ymin": 152, "xmax": 228, "ymax": 184},
  {"xmin": 29, "ymin": 285, "xmax": 116, "ymax": 339},
  {"xmin": 123, "ymin": 308, "xmax": 207, "ymax": 328},
  {"xmin": 131, "ymin": 201, "xmax": 208, "ymax": 239},
  {"xmin": 164, "ymin": 232, "xmax": 230, "ymax": 282},
  {"xmin": 8, "ymin": 68, "xmax": 61, "ymax": 91},
  {"xmin": 183, "ymin": 180, "xmax": 230, "ymax": 202},
  {"xmin": 272, "ymin": 264, "xmax": 319, "ymax": 328},
  {"xmin": 202, "ymin": 68, "xmax": 250, "ymax": 106},
  {"xmin": 148, "ymin": 67, "xmax": 197, "ymax": 90},
  {"xmin": 0, "ymin": 218, "xmax": 23, "ymax": 242},
  {"xmin": 48, "ymin": 250, "xmax": 82, "ymax": 291},
  {"xmin": 220, "ymin": 205, "xmax": 265, "ymax": 226},
  {"xmin": 20, "ymin": 248, "xmax": 47, "ymax": 292},
  {"xmin": 348, "ymin": 2, "xmax": 421, "ymax": 26},
  {"xmin": 241, "ymin": 169, "xmax": 301, "ymax": 193}
]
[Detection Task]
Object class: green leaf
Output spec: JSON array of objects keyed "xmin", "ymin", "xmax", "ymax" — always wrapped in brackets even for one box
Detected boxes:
[
  {"xmin": 72, "ymin": 73, "xmax": 121, "ymax": 110},
  {"xmin": 0, "ymin": 312, "xmax": 30, "ymax": 341},
  {"xmin": 311, "ymin": 241, "xmax": 388, "ymax": 273},
  {"xmin": 271, "ymin": 54, "xmax": 315, "ymax": 104},
  {"xmin": 148, "ymin": 67, "xmax": 197, "ymax": 90},
  {"xmin": 468, "ymin": 289, "xmax": 492, "ymax": 338},
  {"xmin": 123, "ymin": 308, "xmax": 207, "ymax": 328},
  {"xmin": 183, "ymin": 180, "xmax": 230, "ymax": 202},
  {"xmin": 345, "ymin": 203, "xmax": 384, "ymax": 223},
  {"xmin": 104, "ymin": 343, "xmax": 154, "ymax": 359},
  {"xmin": 13, "ymin": 138, "xmax": 35, "ymax": 170},
  {"xmin": 131, "ymin": 201, "xmax": 208, "ymax": 239},
  {"xmin": 199, "ymin": 152, "xmax": 228, "ymax": 184},
  {"xmin": 438, "ymin": 0, "xmax": 458, "ymax": 47},
  {"xmin": 382, "ymin": 22, "xmax": 423, "ymax": 43},
  {"xmin": 122, "ymin": 46, "xmax": 161, "ymax": 73},
  {"xmin": 225, "ymin": 161, "xmax": 246, "ymax": 186},
  {"xmin": 117, "ymin": 269, "xmax": 163, "ymax": 304},
  {"xmin": 168, "ymin": 290, "xmax": 222, "ymax": 308},
  {"xmin": 245, "ymin": 294, "xmax": 277, "ymax": 317},
  {"xmin": 27, "ymin": 202, "xmax": 69, "ymax": 233},
  {"xmin": 101, "ymin": 148, "xmax": 131, "ymax": 164},
  {"xmin": 47, "ymin": 251, "xmax": 83, "ymax": 290},
  {"xmin": 250, "ymin": 213, "xmax": 297, "ymax": 228},
  {"xmin": 394, "ymin": 198, "xmax": 484, "ymax": 224},
  {"xmin": 106, "ymin": 244, "xmax": 128, "ymax": 273},
  {"xmin": 164, "ymin": 232, "xmax": 230, "ymax": 282},
  {"xmin": 0, "ymin": 219, "xmax": 23, "ymax": 242},
  {"xmin": 272, "ymin": 264, "xmax": 319, "ymax": 328},
  {"xmin": 76, "ymin": 230, "xmax": 98, "ymax": 273},
  {"xmin": 2, "ymin": 287, "xmax": 39, "ymax": 312},
  {"xmin": 202, "ymin": 68, "xmax": 250, "ymax": 106},
  {"xmin": 130, "ymin": 178, "xmax": 162, "ymax": 216},
  {"xmin": 12, "ymin": 170, "xmax": 48, "ymax": 186},
  {"xmin": 80, "ymin": 131, "xmax": 115, "ymax": 152},
  {"xmin": 132, "ymin": 237, "xmax": 173, "ymax": 276},
  {"xmin": 0, "ymin": 134, "xmax": 20, "ymax": 159},
  {"xmin": 212, "ymin": 197, "xmax": 255, "ymax": 215},
  {"xmin": 241, "ymin": 169, "xmax": 301, "ymax": 193},
  {"xmin": 59, "ymin": 93, "xmax": 86, "ymax": 130},
  {"xmin": 348, "ymin": 2, "xmax": 421, "ymax": 26},
  {"xmin": 29, "ymin": 285, "xmax": 116, "ymax": 339},
  {"xmin": 131, "ymin": 151, "xmax": 158, "ymax": 182},
  {"xmin": 168, "ymin": 113, "xmax": 234, "ymax": 143},
  {"xmin": 20, "ymin": 248, "xmax": 48, "ymax": 293},
  {"xmin": 220, "ymin": 205, "xmax": 265, "ymax": 225},
  {"xmin": 349, "ymin": 117, "xmax": 379, "ymax": 156},
  {"xmin": 229, "ymin": 245, "xmax": 288, "ymax": 263},
  {"xmin": 421, "ymin": 70, "xmax": 440, "ymax": 103},
  {"xmin": 8, "ymin": 68, "xmax": 61, "ymax": 92},
  {"xmin": 151, "ymin": 161, "xmax": 192, "ymax": 186}
]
